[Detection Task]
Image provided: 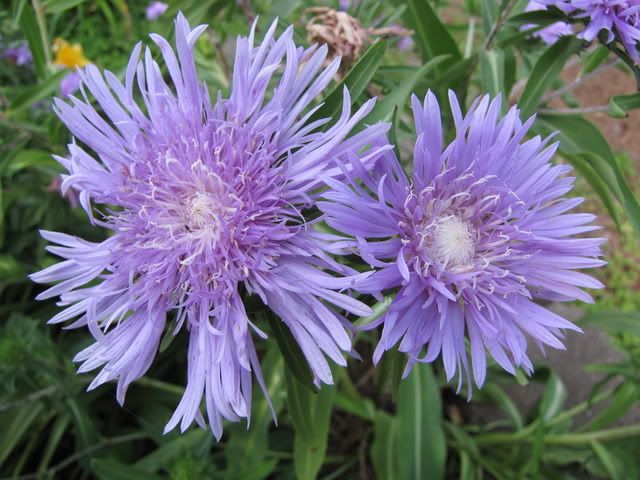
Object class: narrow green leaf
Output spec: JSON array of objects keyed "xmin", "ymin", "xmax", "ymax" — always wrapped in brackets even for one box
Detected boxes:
[
  {"xmin": 312, "ymin": 40, "xmax": 388, "ymax": 126},
  {"xmin": 580, "ymin": 311, "xmax": 640, "ymax": 336},
  {"xmin": 537, "ymin": 114, "xmax": 640, "ymax": 234},
  {"xmin": 580, "ymin": 45, "xmax": 610, "ymax": 76},
  {"xmin": 479, "ymin": 49, "xmax": 504, "ymax": 98},
  {"xmin": 42, "ymin": 0, "xmax": 88, "ymax": 14},
  {"xmin": 18, "ymin": 1, "xmax": 51, "ymax": 79},
  {"xmin": 92, "ymin": 459, "xmax": 163, "ymax": 480},
  {"xmin": 507, "ymin": 9, "xmax": 565, "ymax": 26},
  {"xmin": 397, "ymin": 364, "xmax": 446, "ymax": 480},
  {"xmin": 536, "ymin": 369, "xmax": 567, "ymax": 421},
  {"xmin": 370, "ymin": 411, "xmax": 399, "ymax": 480},
  {"xmin": 363, "ymin": 55, "xmax": 450, "ymax": 125},
  {"xmin": 404, "ymin": 0, "xmax": 461, "ymax": 69},
  {"xmin": 590, "ymin": 441, "xmax": 624, "ymax": 480},
  {"xmin": 480, "ymin": 0, "xmax": 497, "ymax": 35},
  {"xmin": 0, "ymin": 403, "xmax": 44, "ymax": 465},
  {"xmin": 520, "ymin": 36, "xmax": 581, "ymax": 118},
  {"xmin": 135, "ymin": 431, "xmax": 208, "ymax": 473},
  {"xmin": 7, "ymin": 70, "xmax": 67, "ymax": 117},
  {"xmin": 285, "ymin": 369, "xmax": 335, "ymax": 480},
  {"xmin": 481, "ymin": 382, "xmax": 523, "ymax": 429},
  {"xmin": 609, "ymin": 93, "xmax": 640, "ymax": 118},
  {"xmin": 583, "ymin": 383, "xmax": 639, "ymax": 432},
  {"xmin": 267, "ymin": 313, "xmax": 314, "ymax": 391}
]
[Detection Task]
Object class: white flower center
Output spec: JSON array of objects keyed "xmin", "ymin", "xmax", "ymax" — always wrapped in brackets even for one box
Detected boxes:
[
  {"xmin": 184, "ymin": 192, "xmax": 222, "ymax": 240},
  {"xmin": 428, "ymin": 215, "xmax": 475, "ymax": 268}
]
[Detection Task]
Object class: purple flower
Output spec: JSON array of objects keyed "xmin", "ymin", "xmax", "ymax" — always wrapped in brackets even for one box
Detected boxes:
[
  {"xmin": 60, "ymin": 71, "xmax": 82, "ymax": 97},
  {"xmin": 3, "ymin": 42, "xmax": 32, "ymax": 66},
  {"xmin": 541, "ymin": 0, "xmax": 640, "ymax": 62},
  {"xmin": 320, "ymin": 91, "xmax": 605, "ymax": 393},
  {"xmin": 146, "ymin": 1, "xmax": 169, "ymax": 20},
  {"xmin": 30, "ymin": 14, "xmax": 388, "ymax": 438},
  {"xmin": 523, "ymin": 1, "xmax": 573, "ymax": 45}
]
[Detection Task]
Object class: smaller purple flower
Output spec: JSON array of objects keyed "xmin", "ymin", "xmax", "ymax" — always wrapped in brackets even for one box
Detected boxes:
[
  {"xmin": 541, "ymin": 0, "xmax": 640, "ymax": 62},
  {"xmin": 523, "ymin": 1, "xmax": 573, "ymax": 45},
  {"xmin": 339, "ymin": 0, "xmax": 351, "ymax": 11},
  {"xmin": 397, "ymin": 35, "xmax": 414, "ymax": 51},
  {"xmin": 60, "ymin": 71, "xmax": 82, "ymax": 97},
  {"xmin": 3, "ymin": 42, "xmax": 32, "ymax": 66},
  {"xmin": 320, "ymin": 90, "xmax": 605, "ymax": 393},
  {"xmin": 146, "ymin": 1, "xmax": 169, "ymax": 21}
]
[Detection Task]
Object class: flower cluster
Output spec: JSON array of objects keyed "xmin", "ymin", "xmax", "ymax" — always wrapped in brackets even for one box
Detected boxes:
[
  {"xmin": 320, "ymin": 91, "xmax": 604, "ymax": 391},
  {"xmin": 541, "ymin": 0, "xmax": 640, "ymax": 62},
  {"xmin": 32, "ymin": 13, "xmax": 604, "ymax": 437}
]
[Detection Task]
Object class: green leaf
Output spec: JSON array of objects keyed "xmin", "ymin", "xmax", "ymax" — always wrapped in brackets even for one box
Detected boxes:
[
  {"xmin": 481, "ymin": 382, "xmax": 523, "ymax": 429},
  {"xmin": 583, "ymin": 383, "xmax": 640, "ymax": 431},
  {"xmin": 536, "ymin": 369, "xmax": 567, "ymax": 421},
  {"xmin": 370, "ymin": 411, "xmax": 399, "ymax": 480},
  {"xmin": 363, "ymin": 55, "xmax": 450, "ymax": 125},
  {"xmin": 92, "ymin": 459, "xmax": 163, "ymax": 480},
  {"xmin": 580, "ymin": 45, "xmax": 610, "ymax": 76},
  {"xmin": 7, "ymin": 70, "xmax": 67, "ymax": 117},
  {"xmin": 285, "ymin": 369, "xmax": 336, "ymax": 480},
  {"xmin": 609, "ymin": 93, "xmax": 640, "ymax": 118},
  {"xmin": 590, "ymin": 441, "xmax": 625, "ymax": 480},
  {"xmin": 42, "ymin": 0, "xmax": 88, "ymax": 14},
  {"xmin": 135, "ymin": 430, "xmax": 209, "ymax": 473},
  {"xmin": 267, "ymin": 313, "xmax": 314, "ymax": 391},
  {"xmin": 18, "ymin": 1, "xmax": 51, "ymax": 79},
  {"xmin": 404, "ymin": 0, "xmax": 461, "ymax": 70},
  {"xmin": 537, "ymin": 114, "xmax": 640, "ymax": 234},
  {"xmin": 397, "ymin": 364, "xmax": 446, "ymax": 480},
  {"xmin": 507, "ymin": 9, "xmax": 565, "ymax": 26},
  {"xmin": 520, "ymin": 36, "xmax": 582, "ymax": 118},
  {"xmin": 580, "ymin": 311, "xmax": 640, "ymax": 336},
  {"xmin": 312, "ymin": 40, "xmax": 388, "ymax": 126},
  {"xmin": 479, "ymin": 49, "xmax": 504, "ymax": 98},
  {"xmin": 0, "ymin": 403, "xmax": 44, "ymax": 465},
  {"xmin": 225, "ymin": 345, "xmax": 285, "ymax": 480}
]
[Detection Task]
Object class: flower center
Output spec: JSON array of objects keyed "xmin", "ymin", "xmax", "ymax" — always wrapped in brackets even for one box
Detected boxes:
[
  {"xmin": 183, "ymin": 192, "xmax": 223, "ymax": 241},
  {"xmin": 427, "ymin": 215, "xmax": 475, "ymax": 268}
]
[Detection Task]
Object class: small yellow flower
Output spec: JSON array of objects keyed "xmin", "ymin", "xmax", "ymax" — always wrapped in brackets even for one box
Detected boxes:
[{"xmin": 53, "ymin": 38, "xmax": 91, "ymax": 69}]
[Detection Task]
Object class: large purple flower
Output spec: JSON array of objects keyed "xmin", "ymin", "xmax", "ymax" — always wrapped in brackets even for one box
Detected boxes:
[
  {"xmin": 541, "ymin": 0, "xmax": 640, "ymax": 62},
  {"xmin": 320, "ymin": 91, "xmax": 605, "ymax": 392},
  {"xmin": 30, "ymin": 14, "xmax": 389, "ymax": 438}
]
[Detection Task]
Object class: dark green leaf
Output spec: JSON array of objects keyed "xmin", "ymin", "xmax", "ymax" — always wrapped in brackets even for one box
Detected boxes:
[
  {"xmin": 7, "ymin": 70, "xmax": 67, "ymax": 116},
  {"xmin": 0, "ymin": 403, "xmax": 44, "ymax": 465},
  {"xmin": 590, "ymin": 441, "xmax": 625, "ymax": 480},
  {"xmin": 481, "ymin": 382, "xmax": 523, "ymax": 429},
  {"xmin": 267, "ymin": 313, "xmax": 314, "ymax": 391},
  {"xmin": 42, "ymin": 0, "xmax": 88, "ymax": 13},
  {"xmin": 18, "ymin": 2, "xmax": 51, "ymax": 79},
  {"xmin": 520, "ymin": 37, "xmax": 582, "ymax": 117},
  {"xmin": 609, "ymin": 93, "xmax": 640, "ymax": 118},
  {"xmin": 312, "ymin": 40, "xmax": 388, "ymax": 126},
  {"xmin": 536, "ymin": 369, "xmax": 566, "ymax": 421},
  {"xmin": 92, "ymin": 459, "xmax": 163, "ymax": 480},
  {"xmin": 404, "ymin": 0, "xmax": 461, "ymax": 70},
  {"xmin": 537, "ymin": 114, "xmax": 640, "ymax": 234}
]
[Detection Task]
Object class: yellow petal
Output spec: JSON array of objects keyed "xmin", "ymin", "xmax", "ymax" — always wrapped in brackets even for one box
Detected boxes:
[{"xmin": 53, "ymin": 38, "xmax": 91, "ymax": 68}]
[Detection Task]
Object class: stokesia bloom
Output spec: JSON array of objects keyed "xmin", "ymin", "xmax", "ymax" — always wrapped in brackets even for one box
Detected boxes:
[
  {"xmin": 320, "ymin": 91, "xmax": 605, "ymax": 393},
  {"xmin": 541, "ymin": 0, "xmax": 640, "ymax": 62},
  {"xmin": 522, "ymin": 1, "xmax": 573, "ymax": 45},
  {"xmin": 3, "ymin": 41, "xmax": 32, "ymax": 66},
  {"xmin": 30, "ymin": 14, "xmax": 389, "ymax": 438},
  {"xmin": 146, "ymin": 1, "xmax": 169, "ymax": 21}
]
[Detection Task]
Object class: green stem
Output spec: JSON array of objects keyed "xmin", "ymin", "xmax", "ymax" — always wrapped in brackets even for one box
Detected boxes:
[
  {"xmin": 546, "ymin": 424, "xmax": 640, "ymax": 445},
  {"xmin": 476, "ymin": 387, "xmax": 616, "ymax": 445}
]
